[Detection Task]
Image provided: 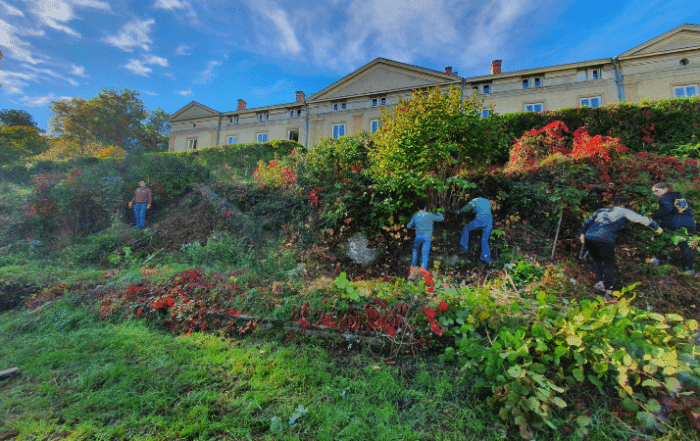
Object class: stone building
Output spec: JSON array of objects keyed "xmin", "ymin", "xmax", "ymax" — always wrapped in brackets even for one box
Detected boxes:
[{"xmin": 168, "ymin": 24, "xmax": 700, "ymax": 152}]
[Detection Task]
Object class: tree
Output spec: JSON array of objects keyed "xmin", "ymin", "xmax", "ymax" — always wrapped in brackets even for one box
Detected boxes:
[
  {"xmin": 0, "ymin": 109, "xmax": 39, "ymax": 128},
  {"xmin": 138, "ymin": 108, "xmax": 170, "ymax": 152},
  {"xmin": 368, "ymin": 86, "xmax": 501, "ymax": 211},
  {"xmin": 0, "ymin": 126, "xmax": 49, "ymax": 165},
  {"xmin": 49, "ymin": 88, "xmax": 148, "ymax": 152}
]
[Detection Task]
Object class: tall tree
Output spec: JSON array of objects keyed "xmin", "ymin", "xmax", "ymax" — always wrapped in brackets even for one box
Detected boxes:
[
  {"xmin": 49, "ymin": 88, "xmax": 148, "ymax": 151},
  {"xmin": 138, "ymin": 108, "xmax": 171, "ymax": 152},
  {"xmin": 0, "ymin": 126, "xmax": 49, "ymax": 165},
  {"xmin": 0, "ymin": 109, "xmax": 39, "ymax": 128}
]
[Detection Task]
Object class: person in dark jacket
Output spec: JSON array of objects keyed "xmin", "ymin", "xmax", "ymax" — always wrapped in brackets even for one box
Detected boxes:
[
  {"xmin": 406, "ymin": 205, "xmax": 444, "ymax": 271},
  {"xmin": 129, "ymin": 180, "xmax": 152, "ymax": 229},
  {"xmin": 581, "ymin": 196, "xmax": 662, "ymax": 294},
  {"xmin": 649, "ymin": 182, "xmax": 697, "ymax": 274}
]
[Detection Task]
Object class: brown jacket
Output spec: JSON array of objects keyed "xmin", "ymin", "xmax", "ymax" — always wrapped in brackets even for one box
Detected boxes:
[{"xmin": 131, "ymin": 187, "xmax": 152, "ymax": 204}]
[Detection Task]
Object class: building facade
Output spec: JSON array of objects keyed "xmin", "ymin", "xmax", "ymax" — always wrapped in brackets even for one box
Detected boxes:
[{"xmin": 168, "ymin": 24, "xmax": 700, "ymax": 152}]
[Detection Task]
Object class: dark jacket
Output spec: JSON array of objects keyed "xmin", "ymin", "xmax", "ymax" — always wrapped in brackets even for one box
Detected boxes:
[
  {"xmin": 652, "ymin": 191, "xmax": 696, "ymax": 233},
  {"xmin": 582, "ymin": 207, "xmax": 659, "ymax": 244}
]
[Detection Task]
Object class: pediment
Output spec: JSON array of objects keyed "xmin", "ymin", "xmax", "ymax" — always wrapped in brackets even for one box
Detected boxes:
[
  {"xmin": 619, "ymin": 25, "xmax": 700, "ymax": 59},
  {"xmin": 308, "ymin": 58, "xmax": 460, "ymax": 102},
  {"xmin": 169, "ymin": 101, "xmax": 220, "ymax": 121}
]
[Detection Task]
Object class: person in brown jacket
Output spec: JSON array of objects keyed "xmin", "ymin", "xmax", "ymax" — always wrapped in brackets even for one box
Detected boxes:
[{"xmin": 129, "ymin": 180, "xmax": 152, "ymax": 229}]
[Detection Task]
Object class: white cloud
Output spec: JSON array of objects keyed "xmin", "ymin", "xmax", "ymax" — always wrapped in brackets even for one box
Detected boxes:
[
  {"xmin": 154, "ymin": 0, "xmax": 189, "ymax": 9},
  {"xmin": 0, "ymin": 69, "xmax": 33, "ymax": 94},
  {"xmin": 175, "ymin": 44, "xmax": 191, "ymax": 55},
  {"xmin": 176, "ymin": 89, "xmax": 192, "ymax": 96},
  {"xmin": 143, "ymin": 90, "xmax": 158, "ymax": 95},
  {"xmin": 0, "ymin": 18, "xmax": 47, "ymax": 65},
  {"xmin": 31, "ymin": 1, "xmax": 82, "ymax": 38},
  {"xmin": 69, "ymin": 64, "xmax": 87, "ymax": 77},
  {"xmin": 124, "ymin": 59, "xmax": 152, "ymax": 76},
  {"xmin": 0, "ymin": 1, "xmax": 24, "ymax": 16},
  {"xmin": 193, "ymin": 60, "xmax": 222, "ymax": 84},
  {"xmin": 70, "ymin": 0, "xmax": 111, "ymax": 10},
  {"xmin": 146, "ymin": 55, "xmax": 169, "ymax": 67},
  {"xmin": 262, "ymin": 8, "xmax": 301, "ymax": 54},
  {"xmin": 103, "ymin": 18, "xmax": 156, "ymax": 52},
  {"xmin": 20, "ymin": 93, "xmax": 70, "ymax": 107}
]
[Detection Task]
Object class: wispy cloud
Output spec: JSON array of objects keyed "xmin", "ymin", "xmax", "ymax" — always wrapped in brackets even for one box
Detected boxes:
[
  {"xmin": 30, "ymin": 1, "xmax": 82, "ymax": 38},
  {"xmin": 103, "ymin": 18, "xmax": 157, "ymax": 52},
  {"xmin": 0, "ymin": 18, "xmax": 47, "ymax": 65},
  {"xmin": 176, "ymin": 89, "xmax": 192, "ymax": 96},
  {"xmin": 262, "ymin": 8, "xmax": 301, "ymax": 54},
  {"xmin": 193, "ymin": 60, "xmax": 222, "ymax": 84},
  {"xmin": 154, "ymin": 0, "xmax": 189, "ymax": 10},
  {"xmin": 0, "ymin": 69, "xmax": 33, "ymax": 94},
  {"xmin": 175, "ymin": 44, "xmax": 191, "ymax": 55},
  {"xmin": 124, "ymin": 55, "xmax": 169, "ymax": 76},
  {"xmin": 250, "ymin": 79, "xmax": 293, "ymax": 97},
  {"xmin": 124, "ymin": 59, "xmax": 152, "ymax": 76},
  {"xmin": 21, "ymin": 92, "xmax": 70, "ymax": 107},
  {"xmin": 0, "ymin": 1, "xmax": 24, "ymax": 16},
  {"xmin": 143, "ymin": 90, "xmax": 158, "ymax": 96}
]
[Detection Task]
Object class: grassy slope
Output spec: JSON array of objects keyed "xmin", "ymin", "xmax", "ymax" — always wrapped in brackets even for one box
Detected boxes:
[{"xmin": 1, "ymin": 168, "xmax": 699, "ymax": 440}]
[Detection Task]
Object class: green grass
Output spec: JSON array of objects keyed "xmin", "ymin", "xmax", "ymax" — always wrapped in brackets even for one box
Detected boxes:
[{"xmin": 4, "ymin": 294, "xmax": 689, "ymax": 441}]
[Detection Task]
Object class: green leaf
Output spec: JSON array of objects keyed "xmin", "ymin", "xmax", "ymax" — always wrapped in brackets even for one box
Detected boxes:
[
  {"xmin": 643, "ymin": 364, "xmax": 658, "ymax": 375},
  {"xmin": 666, "ymin": 313, "xmax": 683, "ymax": 322},
  {"xmin": 566, "ymin": 334, "xmax": 583, "ymax": 347},
  {"xmin": 552, "ymin": 397, "xmax": 567, "ymax": 408},
  {"xmin": 572, "ymin": 367, "xmax": 584, "ymax": 382},
  {"xmin": 576, "ymin": 415, "xmax": 592, "ymax": 427},
  {"xmin": 636, "ymin": 411, "xmax": 657, "ymax": 429},
  {"xmin": 621, "ymin": 397, "xmax": 640, "ymax": 411},
  {"xmin": 645, "ymin": 399, "xmax": 661, "ymax": 413},
  {"xmin": 664, "ymin": 376, "xmax": 681, "ymax": 391},
  {"xmin": 642, "ymin": 379, "xmax": 661, "ymax": 388}
]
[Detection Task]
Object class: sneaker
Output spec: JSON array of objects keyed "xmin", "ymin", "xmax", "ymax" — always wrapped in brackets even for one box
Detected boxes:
[
  {"xmin": 593, "ymin": 281, "xmax": 606, "ymax": 292},
  {"xmin": 685, "ymin": 269, "xmax": 696, "ymax": 276},
  {"xmin": 646, "ymin": 257, "xmax": 660, "ymax": 266}
]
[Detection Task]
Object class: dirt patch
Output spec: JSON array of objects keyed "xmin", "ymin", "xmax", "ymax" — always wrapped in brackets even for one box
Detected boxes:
[{"xmin": 0, "ymin": 282, "xmax": 38, "ymax": 312}]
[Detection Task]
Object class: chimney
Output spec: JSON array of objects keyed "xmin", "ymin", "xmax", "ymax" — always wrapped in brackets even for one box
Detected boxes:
[
  {"xmin": 296, "ymin": 91, "xmax": 306, "ymax": 103},
  {"xmin": 445, "ymin": 66, "xmax": 452, "ymax": 74},
  {"xmin": 237, "ymin": 99, "xmax": 246, "ymax": 111},
  {"xmin": 490, "ymin": 60, "xmax": 502, "ymax": 75}
]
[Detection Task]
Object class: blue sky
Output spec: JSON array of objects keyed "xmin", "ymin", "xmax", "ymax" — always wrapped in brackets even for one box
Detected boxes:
[{"xmin": 1, "ymin": 0, "xmax": 700, "ymax": 131}]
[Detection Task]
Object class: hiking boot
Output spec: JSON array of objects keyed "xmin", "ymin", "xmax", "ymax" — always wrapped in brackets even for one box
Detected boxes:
[
  {"xmin": 593, "ymin": 281, "xmax": 606, "ymax": 292},
  {"xmin": 646, "ymin": 257, "xmax": 660, "ymax": 266}
]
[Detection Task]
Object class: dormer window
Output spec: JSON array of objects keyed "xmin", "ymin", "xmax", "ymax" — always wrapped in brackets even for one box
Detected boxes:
[
  {"xmin": 523, "ymin": 79, "xmax": 530, "ymax": 89},
  {"xmin": 482, "ymin": 84, "xmax": 491, "ymax": 93}
]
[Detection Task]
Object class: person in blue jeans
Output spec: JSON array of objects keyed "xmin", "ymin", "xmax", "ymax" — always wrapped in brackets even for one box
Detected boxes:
[
  {"xmin": 406, "ymin": 206, "xmax": 444, "ymax": 270},
  {"xmin": 456, "ymin": 195, "xmax": 493, "ymax": 264},
  {"xmin": 129, "ymin": 180, "xmax": 152, "ymax": 229}
]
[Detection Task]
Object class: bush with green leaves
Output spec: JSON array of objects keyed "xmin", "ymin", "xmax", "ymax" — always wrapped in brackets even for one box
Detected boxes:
[
  {"xmin": 432, "ymin": 284, "xmax": 700, "ymax": 439},
  {"xmin": 368, "ymin": 86, "xmax": 500, "ymax": 213}
]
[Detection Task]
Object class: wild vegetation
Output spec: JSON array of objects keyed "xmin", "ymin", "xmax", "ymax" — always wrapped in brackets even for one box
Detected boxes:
[{"xmin": 1, "ymin": 91, "xmax": 700, "ymax": 440}]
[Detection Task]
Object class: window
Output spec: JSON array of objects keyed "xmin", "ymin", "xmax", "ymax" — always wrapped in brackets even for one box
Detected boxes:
[
  {"xmin": 579, "ymin": 68, "xmax": 601, "ymax": 81},
  {"xmin": 380, "ymin": 97, "xmax": 386, "ymax": 105},
  {"xmin": 480, "ymin": 109, "xmax": 491, "ymax": 118},
  {"xmin": 332, "ymin": 124, "xmax": 345, "ymax": 139},
  {"xmin": 580, "ymin": 96, "xmax": 602, "ymax": 108},
  {"xmin": 229, "ymin": 117, "xmax": 234, "ymax": 125},
  {"xmin": 288, "ymin": 129, "xmax": 299, "ymax": 142},
  {"xmin": 372, "ymin": 98, "xmax": 378, "ymax": 106},
  {"xmin": 370, "ymin": 120, "xmax": 381, "ymax": 133},
  {"xmin": 534, "ymin": 77, "xmax": 542, "ymax": 87},
  {"xmin": 522, "ymin": 79, "xmax": 530, "ymax": 89},
  {"xmin": 674, "ymin": 84, "xmax": 699, "ymax": 98},
  {"xmin": 341, "ymin": 103, "xmax": 346, "ymax": 110},
  {"xmin": 525, "ymin": 103, "xmax": 544, "ymax": 112},
  {"xmin": 187, "ymin": 139, "xmax": 197, "ymax": 150},
  {"xmin": 227, "ymin": 136, "xmax": 237, "ymax": 144},
  {"xmin": 680, "ymin": 58, "xmax": 689, "ymax": 66},
  {"xmin": 482, "ymin": 84, "xmax": 491, "ymax": 93},
  {"xmin": 333, "ymin": 104, "xmax": 338, "ymax": 111},
  {"xmin": 257, "ymin": 133, "xmax": 268, "ymax": 143},
  {"xmin": 472, "ymin": 86, "xmax": 478, "ymax": 94},
  {"xmin": 290, "ymin": 111, "xmax": 295, "ymax": 118}
]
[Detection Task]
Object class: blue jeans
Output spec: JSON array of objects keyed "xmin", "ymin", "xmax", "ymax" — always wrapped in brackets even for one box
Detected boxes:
[
  {"xmin": 460, "ymin": 216, "xmax": 492, "ymax": 263},
  {"xmin": 412, "ymin": 234, "xmax": 432, "ymax": 269},
  {"xmin": 134, "ymin": 202, "xmax": 147, "ymax": 229}
]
